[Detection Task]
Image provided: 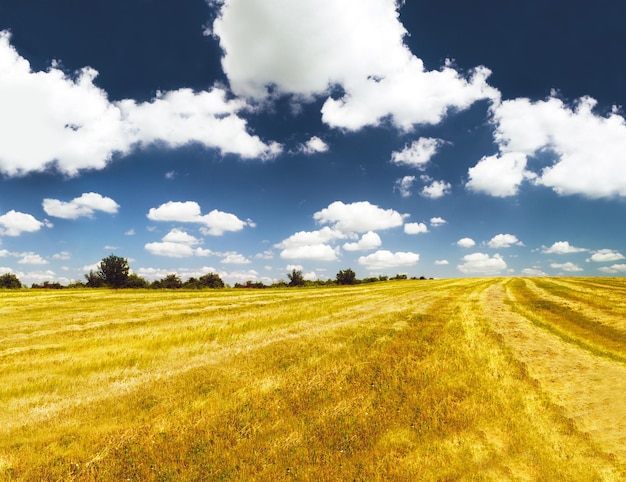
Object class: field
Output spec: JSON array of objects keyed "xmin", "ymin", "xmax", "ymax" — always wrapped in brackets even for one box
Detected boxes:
[{"xmin": 1, "ymin": 278, "xmax": 626, "ymax": 480}]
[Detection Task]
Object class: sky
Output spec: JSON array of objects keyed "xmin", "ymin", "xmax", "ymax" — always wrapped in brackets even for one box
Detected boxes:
[{"xmin": 1, "ymin": 0, "xmax": 626, "ymax": 286}]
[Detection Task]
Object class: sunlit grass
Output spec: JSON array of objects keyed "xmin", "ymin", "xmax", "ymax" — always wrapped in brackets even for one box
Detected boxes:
[{"xmin": 1, "ymin": 279, "xmax": 625, "ymax": 480}]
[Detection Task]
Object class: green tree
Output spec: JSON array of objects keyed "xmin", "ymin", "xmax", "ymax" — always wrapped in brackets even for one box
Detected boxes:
[
  {"xmin": 0, "ymin": 273, "xmax": 22, "ymax": 289},
  {"xmin": 98, "ymin": 254, "xmax": 130, "ymax": 288},
  {"xmin": 153, "ymin": 274, "xmax": 183, "ymax": 289},
  {"xmin": 126, "ymin": 273, "xmax": 149, "ymax": 288},
  {"xmin": 84, "ymin": 270, "xmax": 105, "ymax": 288},
  {"xmin": 336, "ymin": 268, "xmax": 357, "ymax": 285},
  {"xmin": 287, "ymin": 269, "xmax": 305, "ymax": 287},
  {"xmin": 198, "ymin": 273, "xmax": 225, "ymax": 288}
]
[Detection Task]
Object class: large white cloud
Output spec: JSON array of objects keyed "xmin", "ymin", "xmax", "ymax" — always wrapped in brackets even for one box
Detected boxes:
[
  {"xmin": 470, "ymin": 94, "xmax": 626, "ymax": 198},
  {"xmin": 313, "ymin": 201, "xmax": 406, "ymax": 233},
  {"xmin": 147, "ymin": 201, "xmax": 251, "ymax": 236},
  {"xmin": 279, "ymin": 244, "xmax": 339, "ymax": 262},
  {"xmin": 0, "ymin": 31, "xmax": 280, "ymax": 176},
  {"xmin": 358, "ymin": 250, "xmax": 419, "ymax": 270},
  {"xmin": 404, "ymin": 222, "xmax": 428, "ymax": 235},
  {"xmin": 587, "ymin": 249, "xmax": 625, "ymax": 263},
  {"xmin": 457, "ymin": 252, "xmax": 506, "ymax": 275},
  {"xmin": 43, "ymin": 192, "xmax": 119, "ymax": 219},
  {"xmin": 211, "ymin": 0, "xmax": 498, "ymax": 130},
  {"xmin": 0, "ymin": 210, "xmax": 46, "ymax": 236}
]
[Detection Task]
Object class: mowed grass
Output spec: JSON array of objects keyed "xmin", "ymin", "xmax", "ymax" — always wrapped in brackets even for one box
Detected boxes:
[{"xmin": 1, "ymin": 279, "xmax": 625, "ymax": 480}]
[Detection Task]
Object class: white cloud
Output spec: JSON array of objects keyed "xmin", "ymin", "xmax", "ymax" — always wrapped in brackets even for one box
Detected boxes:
[
  {"xmin": 161, "ymin": 228, "xmax": 201, "ymax": 246},
  {"xmin": 404, "ymin": 222, "xmax": 428, "ymax": 235},
  {"xmin": 430, "ymin": 217, "xmax": 447, "ymax": 227},
  {"xmin": 212, "ymin": 0, "xmax": 498, "ymax": 131},
  {"xmin": 550, "ymin": 262, "xmax": 583, "ymax": 273},
  {"xmin": 487, "ymin": 94, "xmax": 626, "ymax": 198},
  {"xmin": 286, "ymin": 264, "xmax": 303, "ymax": 272},
  {"xmin": 52, "ymin": 251, "xmax": 71, "ymax": 260},
  {"xmin": 420, "ymin": 179, "xmax": 451, "ymax": 199},
  {"xmin": 598, "ymin": 264, "xmax": 626, "ymax": 274},
  {"xmin": 221, "ymin": 253, "xmax": 251, "ymax": 264},
  {"xmin": 279, "ymin": 244, "xmax": 339, "ymax": 262},
  {"xmin": 395, "ymin": 176, "xmax": 416, "ymax": 198},
  {"xmin": 299, "ymin": 136, "xmax": 329, "ymax": 154},
  {"xmin": 275, "ymin": 226, "xmax": 349, "ymax": 250},
  {"xmin": 466, "ymin": 152, "xmax": 533, "ymax": 197},
  {"xmin": 0, "ymin": 31, "xmax": 280, "ymax": 177},
  {"xmin": 390, "ymin": 138, "xmax": 443, "ymax": 168},
  {"xmin": 587, "ymin": 249, "xmax": 625, "ymax": 263},
  {"xmin": 541, "ymin": 241, "xmax": 587, "ymax": 254},
  {"xmin": 435, "ymin": 259, "xmax": 449, "ymax": 265},
  {"xmin": 17, "ymin": 253, "xmax": 48, "ymax": 265},
  {"xmin": 125, "ymin": 229, "xmax": 135, "ymax": 236},
  {"xmin": 145, "ymin": 241, "xmax": 195, "ymax": 258},
  {"xmin": 487, "ymin": 234, "xmax": 523, "ymax": 249},
  {"xmin": 42, "ymin": 192, "xmax": 119, "ymax": 219},
  {"xmin": 313, "ymin": 201, "xmax": 406, "ymax": 233},
  {"xmin": 457, "ymin": 253, "xmax": 507, "ymax": 275},
  {"xmin": 522, "ymin": 268, "xmax": 548, "ymax": 276},
  {"xmin": 147, "ymin": 201, "xmax": 251, "ymax": 236},
  {"xmin": 358, "ymin": 250, "xmax": 419, "ymax": 270},
  {"xmin": 0, "ymin": 210, "xmax": 45, "ymax": 236},
  {"xmin": 343, "ymin": 231, "xmax": 382, "ymax": 251},
  {"xmin": 457, "ymin": 238, "xmax": 476, "ymax": 248}
]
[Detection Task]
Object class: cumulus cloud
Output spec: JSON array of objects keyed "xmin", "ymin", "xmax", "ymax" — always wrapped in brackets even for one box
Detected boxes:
[
  {"xmin": 358, "ymin": 250, "xmax": 419, "ymax": 270},
  {"xmin": 430, "ymin": 217, "xmax": 447, "ymax": 227},
  {"xmin": 471, "ymin": 94, "xmax": 626, "ymax": 199},
  {"xmin": 212, "ymin": 0, "xmax": 498, "ymax": 131},
  {"xmin": 161, "ymin": 228, "xmax": 201, "ymax": 246},
  {"xmin": 0, "ymin": 210, "xmax": 46, "ymax": 236},
  {"xmin": 522, "ymin": 268, "xmax": 548, "ymax": 276},
  {"xmin": 299, "ymin": 136, "xmax": 329, "ymax": 154},
  {"xmin": 487, "ymin": 234, "xmax": 523, "ymax": 249},
  {"xmin": 221, "ymin": 253, "xmax": 251, "ymax": 264},
  {"xmin": 541, "ymin": 241, "xmax": 587, "ymax": 254},
  {"xmin": 147, "ymin": 201, "xmax": 251, "ymax": 236},
  {"xmin": 457, "ymin": 237, "xmax": 476, "ymax": 248},
  {"xmin": 17, "ymin": 253, "xmax": 48, "ymax": 265},
  {"xmin": 435, "ymin": 259, "xmax": 449, "ymax": 265},
  {"xmin": 343, "ymin": 231, "xmax": 382, "ymax": 251},
  {"xmin": 598, "ymin": 264, "xmax": 626, "ymax": 274},
  {"xmin": 395, "ymin": 176, "xmax": 416, "ymax": 198},
  {"xmin": 587, "ymin": 249, "xmax": 625, "ymax": 263},
  {"xmin": 404, "ymin": 222, "xmax": 428, "ymax": 235},
  {"xmin": 457, "ymin": 253, "xmax": 507, "ymax": 275},
  {"xmin": 0, "ymin": 31, "xmax": 280, "ymax": 177},
  {"xmin": 550, "ymin": 262, "xmax": 583, "ymax": 272},
  {"xmin": 420, "ymin": 179, "xmax": 451, "ymax": 199},
  {"xmin": 42, "ymin": 192, "xmax": 119, "ymax": 219},
  {"xmin": 145, "ymin": 228, "xmax": 214, "ymax": 258},
  {"xmin": 390, "ymin": 138, "xmax": 443, "ymax": 168},
  {"xmin": 313, "ymin": 201, "xmax": 406, "ymax": 233},
  {"xmin": 466, "ymin": 152, "xmax": 533, "ymax": 197},
  {"xmin": 279, "ymin": 244, "xmax": 339, "ymax": 261}
]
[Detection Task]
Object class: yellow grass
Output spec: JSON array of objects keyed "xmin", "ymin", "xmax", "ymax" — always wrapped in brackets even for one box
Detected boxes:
[{"xmin": 1, "ymin": 278, "xmax": 625, "ymax": 480}]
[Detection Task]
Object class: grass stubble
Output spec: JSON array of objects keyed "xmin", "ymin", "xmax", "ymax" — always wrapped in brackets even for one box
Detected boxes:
[{"xmin": 0, "ymin": 278, "xmax": 625, "ymax": 480}]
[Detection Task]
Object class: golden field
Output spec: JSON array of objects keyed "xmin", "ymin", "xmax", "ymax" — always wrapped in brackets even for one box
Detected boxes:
[{"xmin": 1, "ymin": 278, "xmax": 625, "ymax": 481}]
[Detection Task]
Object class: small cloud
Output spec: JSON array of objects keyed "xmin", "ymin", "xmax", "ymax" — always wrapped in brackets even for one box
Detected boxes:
[
  {"xmin": 52, "ymin": 251, "xmax": 71, "ymax": 260},
  {"xmin": 17, "ymin": 253, "xmax": 48, "ymax": 265},
  {"xmin": 358, "ymin": 250, "xmax": 420, "ymax": 270},
  {"xmin": 221, "ymin": 253, "xmax": 251, "ymax": 264},
  {"xmin": 550, "ymin": 262, "xmax": 583, "ymax": 272},
  {"xmin": 522, "ymin": 268, "xmax": 548, "ymax": 276},
  {"xmin": 299, "ymin": 136, "xmax": 329, "ymax": 154},
  {"xmin": 420, "ymin": 179, "xmax": 451, "ymax": 199},
  {"xmin": 343, "ymin": 231, "xmax": 382, "ymax": 251},
  {"xmin": 587, "ymin": 249, "xmax": 625, "ymax": 263},
  {"xmin": 404, "ymin": 222, "xmax": 428, "ymax": 235},
  {"xmin": 487, "ymin": 234, "xmax": 524, "ymax": 249},
  {"xmin": 165, "ymin": 170, "xmax": 177, "ymax": 180},
  {"xmin": 541, "ymin": 241, "xmax": 587, "ymax": 254},
  {"xmin": 125, "ymin": 229, "xmax": 136, "ymax": 236},
  {"xmin": 395, "ymin": 176, "xmax": 416, "ymax": 198},
  {"xmin": 43, "ymin": 192, "xmax": 119, "ymax": 220},
  {"xmin": 457, "ymin": 253, "xmax": 507, "ymax": 275},
  {"xmin": 430, "ymin": 217, "xmax": 447, "ymax": 227},
  {"xmin": 435, "ymin": 259, "xmax": 449, "ymax": 265},
  {"xmin": 598, "ymin": 264, "xmax": 626, "ymax": 274},
  {"xmin": 457, "ymin": 238, "xmax": 476, "ymax": 248},
  {"xmin": 390, "ymin": 138, "xmax": 444, "ymax": 169}
]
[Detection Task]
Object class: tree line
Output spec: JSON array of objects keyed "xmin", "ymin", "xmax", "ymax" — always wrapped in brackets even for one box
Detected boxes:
[{"xmin": 0, "ymin": 254, "xmax": 429, "ymax": 290}]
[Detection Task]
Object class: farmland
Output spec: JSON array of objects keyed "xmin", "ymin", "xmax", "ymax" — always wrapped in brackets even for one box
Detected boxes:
[{"xmin": 1, "ymin": 278, "xmax": 625, "ymax": 480}]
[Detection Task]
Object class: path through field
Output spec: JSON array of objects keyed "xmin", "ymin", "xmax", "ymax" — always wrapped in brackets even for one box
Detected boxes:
[{"xmin": 1, "ymin": 279, "xmax": 625, "ymax": 480}]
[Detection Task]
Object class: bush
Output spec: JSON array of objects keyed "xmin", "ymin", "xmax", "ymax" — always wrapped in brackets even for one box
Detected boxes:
[{"xmin": 0, "ymin": 273, "xmax": 22, "ymax": 289}]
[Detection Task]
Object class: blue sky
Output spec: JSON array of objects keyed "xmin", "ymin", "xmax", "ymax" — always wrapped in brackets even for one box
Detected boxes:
[{"xmin": 1, "ymin": 0, "xmax": 626, "ymax": 285}]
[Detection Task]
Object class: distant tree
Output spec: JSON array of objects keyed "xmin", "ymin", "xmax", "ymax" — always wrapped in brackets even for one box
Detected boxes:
[
  {"xmin": 153, "ymin": 274, "xmax": 183, "ymax": 289},
  {"xmin": 126, "ymin": 273, "xmax": 149, "ymax": 288},
  {"xmin": 391, "ymin": 273, "xmax": 408, "ymax": 280},
  {"xmin": 234, "ymin": 280, "xmax": 266, "ymax": 289},
  {"xmin": 85, "ymin": 270, "xmax": 105, "ymax": 288},
  {"xmin": 198, "ymin": 273, "xmax": 225, "ymax": 288},
  {"xmin": 0, "ymin": 273, "xmax": 22, "ymax": 289},
  {"xmin": 336, "ymin": 268, "xmax": 357, "ymax": 285},
  {"xmin": 97, "ymin": 254, "xmax": 130, "ymax": 288},
  {"xmin": 287, "ymin": 269, "xmax": 305, "ymax": 287},
  {"xmin": 31, "ymin": 281, "xmax": 64, "ymax": 289}
]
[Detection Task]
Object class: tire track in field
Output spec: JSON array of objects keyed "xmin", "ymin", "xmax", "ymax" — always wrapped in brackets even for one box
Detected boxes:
[{"xmin": 480, "ymin": 280, "xmax": 626, "ymax": 463}]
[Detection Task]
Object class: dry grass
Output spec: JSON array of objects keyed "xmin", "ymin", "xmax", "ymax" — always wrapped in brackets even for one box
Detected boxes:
[{"xmin": 1, "ymin": 279, "xmax": 625, "ymax": 480}]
